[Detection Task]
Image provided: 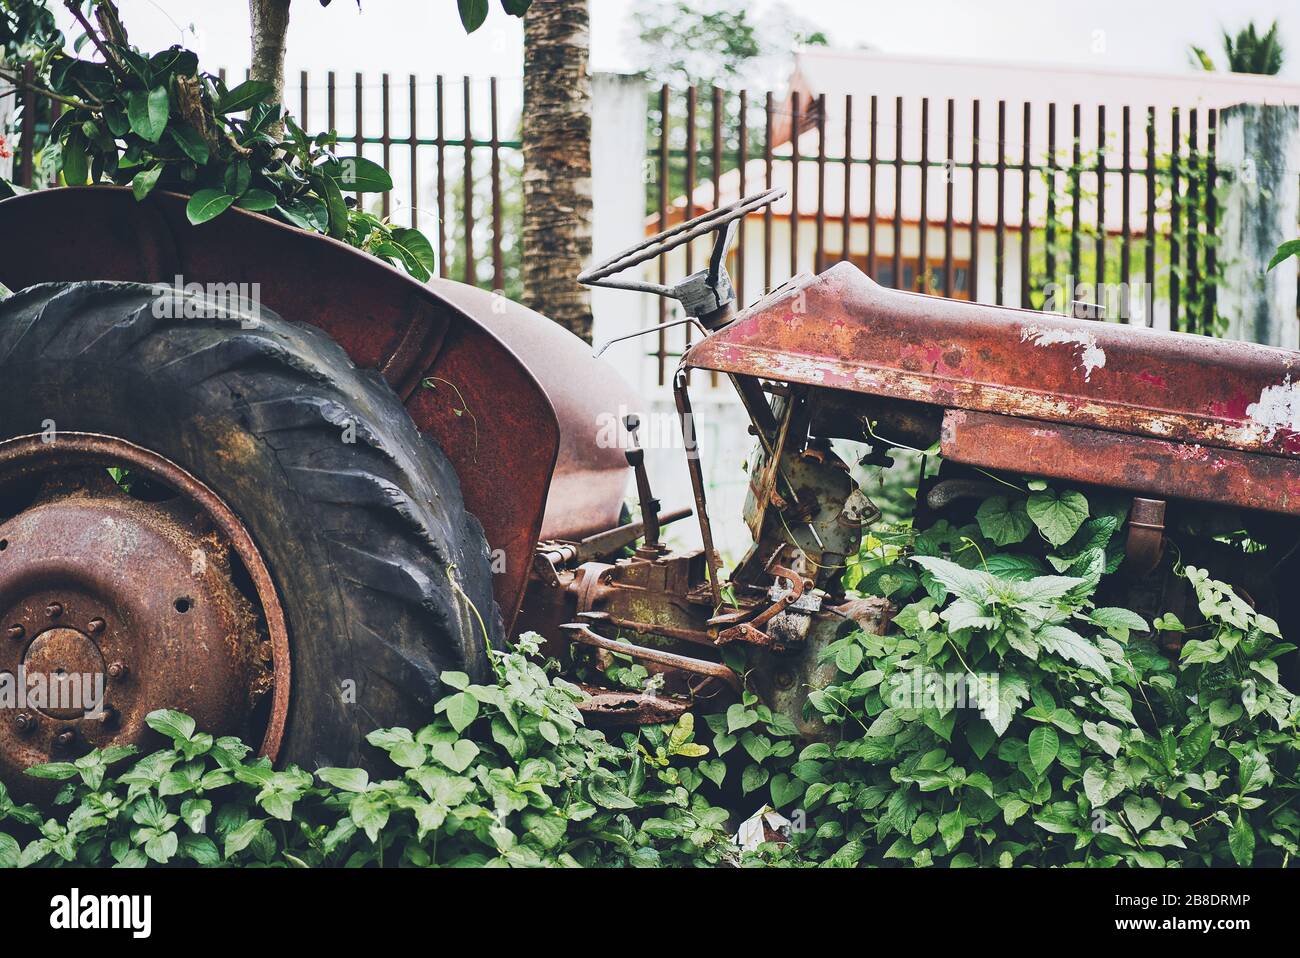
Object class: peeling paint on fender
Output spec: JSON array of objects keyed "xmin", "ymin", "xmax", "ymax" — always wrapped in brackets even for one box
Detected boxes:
[
  {"xmin": 1020, "ymin": 325, "xmax": 1107, "ymax": 382},
  {"xmin": 1246, "ymin": 376, "xmax": 1300, "ymax": 440}
]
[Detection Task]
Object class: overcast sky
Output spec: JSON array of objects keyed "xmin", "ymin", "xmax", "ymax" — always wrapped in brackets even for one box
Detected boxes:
[{"xmin": 68, "ymin": 1, "xmax": 1300, "ymax": 81}]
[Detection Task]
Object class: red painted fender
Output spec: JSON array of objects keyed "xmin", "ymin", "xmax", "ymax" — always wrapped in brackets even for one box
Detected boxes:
[{"xmin": 0, "ymin": 186, "xmax": 631, "ymax": 630}]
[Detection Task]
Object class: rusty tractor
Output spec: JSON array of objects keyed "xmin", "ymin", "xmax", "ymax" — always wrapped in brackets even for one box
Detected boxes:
[{"xmin": 0, "ymin": 184, "xmax": 1297, "ymax": 796}]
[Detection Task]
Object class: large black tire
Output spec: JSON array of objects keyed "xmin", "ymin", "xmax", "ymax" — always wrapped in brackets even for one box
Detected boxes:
[{"xmin": 0, "ymin": 281, "xmax": 502, "ymax": 769}]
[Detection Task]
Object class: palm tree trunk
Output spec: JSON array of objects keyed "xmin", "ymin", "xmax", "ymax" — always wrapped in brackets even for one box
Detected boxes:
[
  {"xmin": 522, "ymin": 0, "xmax": 593, "ymax": 342},
  {"xmin": 248, "ymin": 0, "xmax": 291, "ymax": 110}
]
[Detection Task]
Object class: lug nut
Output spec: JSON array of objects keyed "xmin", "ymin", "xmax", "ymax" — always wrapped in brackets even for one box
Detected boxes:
[
  {"xmin": 45, "ymin": 602, "xmax": 63, "ymax": 619},
  {"xmin": 14, "ymin": 713, "xmax": 33, "ymax": 734},
  {"xmin": 7, "ymin": 625, "xmax": 23, "ymax": 640},
  {"xmin": 53, "ymin": 730, "xmax": 75, "ymax": 749},
  {"xmin": 107, "ymin": 662, "xmax": 128, "ymax": 680},
  {"xmin": 95, "ymin": 706, "xmax": 119, "ymax": 729},
  {"xmin": 87, "ymin": 618, "xmax": 105, "ymax": 634}
]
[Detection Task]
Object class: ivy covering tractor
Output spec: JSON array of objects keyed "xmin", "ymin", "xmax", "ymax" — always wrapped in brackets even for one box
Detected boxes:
[{"xmin": 0, "ymin": 183, "xmax": 1298, "ymax": 798}]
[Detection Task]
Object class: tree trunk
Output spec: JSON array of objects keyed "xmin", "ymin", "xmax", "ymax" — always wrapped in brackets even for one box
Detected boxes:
[
  {"xmin": 248, "ymin": 0, "xmax": 292, "ymax": 110},
  {"xmin": 523, "ymin": 0, "xmax": 593, "ymax": 342}
]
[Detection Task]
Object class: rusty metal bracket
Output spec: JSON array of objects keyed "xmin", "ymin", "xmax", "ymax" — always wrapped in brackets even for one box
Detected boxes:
[
  {"xmin": 560, "ymin": 623, "xmax": 740, "ymax": 691},
  {"xmin": 1125, "ymin": 498, "xmax": 1167, "ymax": 577}
]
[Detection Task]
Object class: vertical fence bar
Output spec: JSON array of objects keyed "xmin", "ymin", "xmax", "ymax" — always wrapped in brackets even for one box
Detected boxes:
[
  {"xmin": 1145, "ymin": 107, "xmax": 1156, "ymax": 317},
  {"xmin": 711, "ymin": 85, "xmax": 723, "ymax": 215},
  {"xmin": 1095, "ymin": 105, "xmax": 1106, "ymax": 301},
  {"xmin": 1020, "ymin": 101, "xmax": 1031, "ymax": 307},
  {"xmin": 408, "ymin": 75, "xmax": 419, "ymax": 230},
  {"xmin": 918, "ymin": 97, "xmax": 930, "ymax": 293},
  {"xmin": 868, "ymin": 95, "xmax": 878, "ymax": 279},
  {"xmin": 490, "ymin": 77, "xmax": 503, "ymax": 292},
  {"xmin": 764, "ymin": 92, "xmax": 774, "ymax": 293},
  {"xmin": 1121, "ymin": 105, "xmax": 1131, "ymax": 299},
  {"xmin": 737, "ymin": 90, "xmax": 748, "ymax": 303},
  {"xmin": 790, "ymin": 91, "xmax": 802, "ymax": 279},
  {"xmin": 1070, "ymin": 104, "xmax": 1081, "ymax": 289},
  {"xmin": 1046, "ymin": 103, "xmax": 1056, "ymax": 292},
  {"xmin": 1186, "ymin": 109, "xmax": 1200, "ymax": 333},
  {"xmin": 353, "ymin": 73, "xmax": 364, "ymax": 207},
  {"xmin": 380, "ymin": 74, "xmax": 392, "ymax": 218},
  {"xmin": 686, "ymin": 86, "xmax": 697, "ymax": 283},
  {"xmin": 944, "ymin": 98, "xmax": 954, "ymax": 297},
  {"xmin": 969, "ymin": 99, "xmax": 980, "ymax": 302},
  {"xmin": 995, "ymin": 100, "xmax": 1006, "ymax": 305},
  {"xmin": 462, "ymin": 76, "xmax": 476, "ymax": 286},
  {"xmin": 816, "ymin": 94, "xmax": 827, "ymax": 273},
  {"xmin": 1170, "ymin": 107, "xmax": 1181, "ymax": 331},
  {"xmin": 892, "ymin": 96, "xmax": 903, "ymax": 289},
  {"xmin": 327, "ymin": 71, "xmax": 336, "ymax": 133},
  {"xmin": 842, "ymin": 95, "xmax": 853, "ymax": 268},
  {"xmin": 1205, "ymin": 109, "xmax": 1218, "ymax": 331},
  {"xmin": 658, "ymin": 84, "xmax": 670, "ymax": 385},
  {"xmin": 816, "ymin": 95, "xmax": 826, "ymax": 272},
  {"xmin": 435, "ymin": 75, "xmax": 448, "ymax": 278},
  {"xmin": 299, "ymin": 70, "xmax": 308, "ymax": 125}
]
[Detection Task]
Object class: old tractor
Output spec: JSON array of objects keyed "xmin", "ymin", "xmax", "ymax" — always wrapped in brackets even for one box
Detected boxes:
[{"xmin": 0, "ymin": 184, "xmax": 1298, "ymax": 795}]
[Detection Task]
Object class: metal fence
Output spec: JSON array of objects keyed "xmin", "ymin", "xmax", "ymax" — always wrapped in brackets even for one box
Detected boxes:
[{"xmin": 647, "ymin": 84, "xmax": 1225, "ymax": 384}]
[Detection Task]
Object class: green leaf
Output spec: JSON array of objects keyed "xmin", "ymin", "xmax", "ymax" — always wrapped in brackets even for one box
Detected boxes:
[
  {"xmin": 976, "ymin": 496, "xmax": 1033, "ymax": 545},
  {"xmin": 1028, "ymin": 725, "xmax": 1059, "ymax": 775},
  {"xmin": 429, "ymin": 739, "xmax": 479, "ymax": 774},
  {"xmin": 214, "ymin": 79, "xmax": 275, "ymax": 115},
  {"xmin": 1087, "ymin": 607, "xmax": 1149, "ymax": 632},
  {"xmin": 222, "ymin": 818, "xmax": 266, "ymax": 858},
  {"xmin": 770, "ymin": 773, "xmax": 804, "ymax": 809},
  {"xmin": 1269, "ymin": 238, "xmax": 1300, "ymax": 271},
  {"xmin": 1228, "ymin": 811, "xmax": 1255, "ymax": 866},
  {"xmin": 169, "ymin": 124, "xmax": 210, "ymax": 165},
  {"xmin": 441, "ymin": 692, "xmax": 479, "ymax": 733},
  {"xmin": 1038, "ymin": 625, "xmax": 1111, "ymax": 680},
  {"xmin": 1123, "ymin": 796, "xmax": 1160, "ymax": 832},
  {"xmin": 324, "ymin": 156, "xmax": 393, "ymax": 193},
  {"xmin": 236, "ymin": 189, "xmax": 278, "ymax": 212},
  {"xmin": 131, "ymin": 165, "xmax": 162, "ymax": 201},
  {"xmin": 587, "ymin": 774, "xmax": 638, "ymax": 810},
  {"xmin": 315, "ymin": 767, "xmax": 370, "ymax": 792},
  {"xmin": 127, "ymin": 86, "xmax": 170, "ymax": 143},
  {"xmin": 1026, "ymin": 489, "xmax": 1089, "ymax": 546},
  {"xmin": 186, "ymin": 189, "xmax": 236, "ymax": 225},
  {"xmin": 389, "ymin": 227, "xmax": 436, "ymax": 277},
  {"xmin": 145, "ymin": 709, "xmax": 196, "ymax": 742},
  {"xmin": 1082, "ymin": 762, "xmax": 1127, "ymax": 807},
  {"xmin": 938, "ymin": 809, "xmax": 966, "ymax": 850},
  {"xmin": 500, "ymin": 0, "xmax": 532, "ymax": 15},
  {"xmin": 0, "ymin": 833, "xmax": 19, "ymax": 868},
  {"xmin": 61, "ymin": 135, "xmax": 88, "ymax": 186},
  {"xmin": 458, "ymin": 0, "xmax": 490, "ymax": 31}
]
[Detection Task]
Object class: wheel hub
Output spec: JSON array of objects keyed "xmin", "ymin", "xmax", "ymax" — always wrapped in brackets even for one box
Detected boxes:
[{"xmin": 0, "ymin": 434, "xmax": 290, "ymax": 798}]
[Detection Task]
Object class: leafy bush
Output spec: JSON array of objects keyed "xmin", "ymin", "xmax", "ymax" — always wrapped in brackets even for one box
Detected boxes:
[
  {"xmin": 0, "ymin": 635, "xmax": 734, "ymax": 868},
  {"xmin": 727, "ymin": 481, "xmax": 1300, "ymax": 867},
  {"xmin": 4, "ymin": 480, "xmax": 1298, "ymax": 869},
  {"xmin": 0, "ymin": 1, "xmax": 435, "ymax": 279}
]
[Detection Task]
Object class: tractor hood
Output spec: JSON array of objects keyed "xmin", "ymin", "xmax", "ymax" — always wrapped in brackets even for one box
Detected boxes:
[{"xmin": 685, "ymin": 261, "xmax": 1300, "ymax": 459}]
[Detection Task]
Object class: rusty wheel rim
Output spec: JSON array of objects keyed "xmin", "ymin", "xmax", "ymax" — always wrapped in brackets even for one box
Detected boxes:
[{"xmin": 0, "ymin": 433, "xmax": 290, "ymax": 787}]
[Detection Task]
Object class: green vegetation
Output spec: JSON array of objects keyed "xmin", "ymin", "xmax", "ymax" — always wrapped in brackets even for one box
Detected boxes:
[{"xmin": 5, "ymin": 478, "xmax": 1298, "ymax": 868}]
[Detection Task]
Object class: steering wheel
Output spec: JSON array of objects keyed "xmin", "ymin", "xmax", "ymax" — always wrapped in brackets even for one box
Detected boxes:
[{"xmin": 578, "ymin": 187, "xmax": 786, "ymax": 324}]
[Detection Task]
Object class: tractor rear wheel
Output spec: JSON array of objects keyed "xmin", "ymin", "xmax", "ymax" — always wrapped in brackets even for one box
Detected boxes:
[{"xmin": 0, "ymin": 281, "xmax": 500, "ymax": 792}]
